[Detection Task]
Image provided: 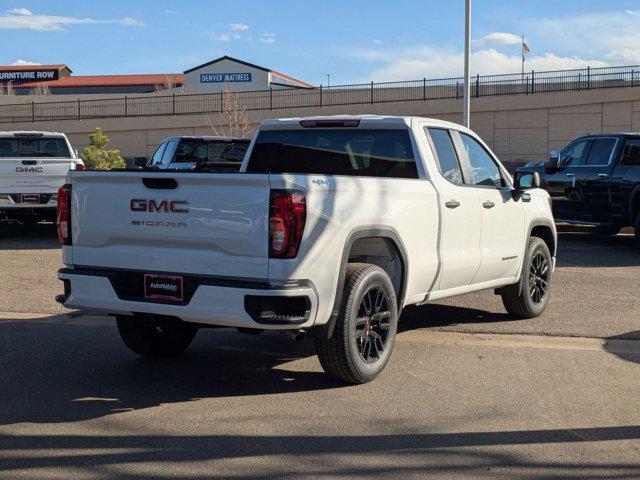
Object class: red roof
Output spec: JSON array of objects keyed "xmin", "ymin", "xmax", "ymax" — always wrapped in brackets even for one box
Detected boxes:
[
  {"xmin": 0, "ymin": 64, "xmax": 71, "ymax": 72},
  {"xmin": 13, "ymin": 73, "xmax": 184, "ymax": 89}
]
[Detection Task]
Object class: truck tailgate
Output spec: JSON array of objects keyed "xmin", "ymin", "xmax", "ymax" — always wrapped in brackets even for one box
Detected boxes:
[
  {"xmin": 69, "ymin": 172, "xmax": 271, "ymax": 280},
  {"xmin": 0, "ymin": 158, "xmax": 75, "ymax": 193}
]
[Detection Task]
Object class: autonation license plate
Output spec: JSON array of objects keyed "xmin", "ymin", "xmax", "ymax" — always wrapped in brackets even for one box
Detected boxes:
[
  {"xmin": 144, "ymin": 274, "xmax": 184, "ymax": 302},
  {"xmin": 20, "ymin": 193, "xmax": 40, "ymax": 204}
]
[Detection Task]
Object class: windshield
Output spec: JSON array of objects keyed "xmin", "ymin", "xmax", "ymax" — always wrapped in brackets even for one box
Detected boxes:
[
  {"xmin": 173, "ymin": 139, "xmax": 249, "ymax": 165},
  {"xmin": 247, "ymin": 128, "xmax": 418, "ymax": 178},
  {"xmin": 0, "ymin": 137, "xmax": 71, "ymax": 158}
]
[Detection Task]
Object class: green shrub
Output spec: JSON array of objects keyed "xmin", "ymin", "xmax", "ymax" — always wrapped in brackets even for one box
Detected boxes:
[{"xmin": 80, "ymin": 127, "xmax": 126, "ymax": 170}]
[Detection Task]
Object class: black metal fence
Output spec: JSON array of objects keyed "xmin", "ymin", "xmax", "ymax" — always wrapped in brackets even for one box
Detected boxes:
[{"xmin": 1, "ymin": 64, "xmax": 639, "ymax": 124}]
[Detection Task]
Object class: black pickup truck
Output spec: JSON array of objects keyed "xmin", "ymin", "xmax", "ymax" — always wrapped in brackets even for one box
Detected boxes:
[{"xmin": 517, "ymin": 133, "xmax": 640, "ymax": 244}]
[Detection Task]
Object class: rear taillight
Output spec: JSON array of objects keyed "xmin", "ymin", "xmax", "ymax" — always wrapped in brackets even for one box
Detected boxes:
[
  {"xmin": 269, "ymin": 190, "xmax": 306, "ymax": 258},
  {"xmin": 57, "ymin": 184, "xmax": 72, "ymax": 245},
  {"xmin": 75, "ymin": 163, "xmax": 85, "ymax": 171}
]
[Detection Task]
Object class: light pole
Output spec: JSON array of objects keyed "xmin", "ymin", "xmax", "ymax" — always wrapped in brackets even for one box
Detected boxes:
[{"xmin": 463, "ymin": 0, "xmax": 471, "ymax": 127}]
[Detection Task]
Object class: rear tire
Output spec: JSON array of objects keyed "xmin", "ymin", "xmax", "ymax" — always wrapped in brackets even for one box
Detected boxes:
[
  {"xmin": 501, "ymin": 237, "xmax": 552, "ymax": 319},
  {"xmin": 596, "ymin": 224, "xmax": 622, "ymax": 236},
  {"xmin": 635, "ymin": 214, "xmax": 640, "ymax": 248},
  {"xmin": 315, "ymin": 263, "xmax": 398, "ymax": 384},
  {"xmin": 116, "ymin": 315, "xmax": 197, "ymax": 357}
]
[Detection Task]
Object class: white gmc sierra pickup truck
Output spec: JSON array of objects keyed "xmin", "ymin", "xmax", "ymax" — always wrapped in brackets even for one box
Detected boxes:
[
  {"xmin": 57, "ymin": 115, "xmax": 556, "ymax": 384},
  {"xmin": 0, "ymin": 131, "xmax": 83, "ymax": 222}
]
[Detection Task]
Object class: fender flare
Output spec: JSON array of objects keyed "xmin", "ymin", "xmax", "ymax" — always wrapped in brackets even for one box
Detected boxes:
[{"xmin": 311, "ymin": 226, "xmax": 409, "ymax": 339}]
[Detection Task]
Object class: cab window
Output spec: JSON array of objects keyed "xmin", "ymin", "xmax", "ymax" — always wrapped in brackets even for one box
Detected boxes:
[
  {"xmin": 427, "ymin": 127, "xmax": 464, "ymax": 185},
  {"xmin": 460, "ymin": 133, "xmax": 504, "ymax": 188},
  {"xmin": 148, "ymin": 142, "xmax": 167, "ymax": 166},
  {"xmin": 585, "ymin": 138, "xmax": 617, "ymax": 166},
  {"xmin": 559, "ymin": 139, "xmax": 590, "ymax": 166},
  {"xmin": 621, "ymin": 139, "xmax": 640, "ymax": 166}
]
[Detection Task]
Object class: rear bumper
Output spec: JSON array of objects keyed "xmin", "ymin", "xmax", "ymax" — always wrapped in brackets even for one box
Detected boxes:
[
  {"xmin": 0, "ymin": 193, "xmax": 57, "ymax": 209},
  {"xmin": 57, "ymin": 268, "xmax": 319, "ymax": 330}
]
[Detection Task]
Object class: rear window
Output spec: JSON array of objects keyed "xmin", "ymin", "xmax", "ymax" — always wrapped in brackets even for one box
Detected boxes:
[
  {"xmin": 173, "ymin": 139, "xmax": 249, "ymax": 166},
  {"xmin": 247, "ymin": 128, "xmax": 419, "ymax": 178},
  {"xmin": 0, "ymin": 137, "xmax": 71, "ymax": 158}
]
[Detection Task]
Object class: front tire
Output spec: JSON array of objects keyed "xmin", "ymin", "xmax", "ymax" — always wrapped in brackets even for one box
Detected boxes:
[
  {"xmin": 501, "ymin": 237, "xmax": 552, "ymax": 319},
  {"xmin": 634, "ymin": 214, "xmax": 640, "ymax": 247},
  {"xmin": 315, "ymin": 263, "xmax": 398, "ymax": 384},
  {"xmin": 116, "ymin": 315, "xmax": 197, "ymax": 357}
]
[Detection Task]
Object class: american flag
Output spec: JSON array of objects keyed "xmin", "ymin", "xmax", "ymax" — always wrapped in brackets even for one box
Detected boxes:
[{"xmin": 523, "ymin": 41, "xmax": 530, "ymax": 55}]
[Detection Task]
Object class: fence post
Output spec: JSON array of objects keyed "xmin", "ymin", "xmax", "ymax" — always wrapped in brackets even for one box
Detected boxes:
[
  {"xmin": 77, "ymin": 98, "xmax": 80, "ymax": 120},
  {"xmin": 172, "ymin": 93, "xmax": 175, "ymax": 115},
  {"xmin": 31, "ymin": 101, "xmax": 35, "ymax": 123},
  {"xmin": 124, "ymin": 96, "xmax": 128, "ymax": 117},
  {"xmin": 220, "ymin": 92, "xmax": 223, "ymax": 112},
  {"xmin": 578, "ymin": 72, "xmax": 581, "ymax": 92},
  {"xmin": 319, "ymin": 84, "xmax": 323, "ymax": 108},
  {"xmin": 269, "ymin": 87, "xmax": 273, "ymax": 110},
  {"xmin": 423, "ymin": 77, "xmax": 426, "ymax": 101},
  {"xmin": 475, "ymin": 74, "xmax": 479, "ymax": 98},
  {"xmin": 531, "ymin": 70, "xmax": 535, "ymax": 94},
  {"xmin": 370, "ymin": 81, "xmax": 374, "ymax": 104},
  {"xmin": 456, "ymin": 81, "xmax": 459, "ymax": 99},
  {"xmin": 633, "ymin": 70, "xmax": 636, "ymax": 87},
  {"xmin": 587, "ymin": 66, "xmax": 591, "ymax": 90}
]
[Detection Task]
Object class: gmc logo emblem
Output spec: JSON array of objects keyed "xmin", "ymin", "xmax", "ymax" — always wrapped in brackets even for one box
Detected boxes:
[
  {"xmin": 130, "ymin": 199, "xmax": 189, "ymax": 214},
  {"xmin": 16, "ymin": 166, "xmax": 43, "ymax": 173}
]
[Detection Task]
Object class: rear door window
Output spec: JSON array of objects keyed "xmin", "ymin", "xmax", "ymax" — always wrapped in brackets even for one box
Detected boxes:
[
  {"xmin": 247, "ymin": 128, "xmax": 418, "ymax": 178},
  {"xmin": 585, "ymin": 138, "xmax": 617, "ymax": 166},
  {"xmin": 427, "ymin": 128, "xmax": 464, "ymax": 185},
  {"xmin": 621, "ymin": 139, "xmax": 640, "ymax": 165}
]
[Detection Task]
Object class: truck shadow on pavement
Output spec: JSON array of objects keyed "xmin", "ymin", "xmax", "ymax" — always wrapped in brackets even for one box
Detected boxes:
[
  {"xmin": 0, "ymin": 221, "xmax": 59, "ymax": 250},
  {"xmin": 555, "ymin": 225, "xmax": 640, "ymax": 268}
]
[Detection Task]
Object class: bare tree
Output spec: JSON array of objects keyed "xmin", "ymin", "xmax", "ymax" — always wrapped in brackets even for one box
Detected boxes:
[
  {"xmin": 205, "ymin": 83, "xmax": 252, "ymax": 138},
  {"xmin": 32, "ymin": 84, "xmax": 51, "ymax": 95},
  {"xmin": 0, "ymin": 81, "xmax": 14, "ymax": 95}
]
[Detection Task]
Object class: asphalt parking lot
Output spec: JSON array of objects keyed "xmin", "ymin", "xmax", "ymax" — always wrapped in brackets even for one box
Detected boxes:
[{"xmin": 1, "ymin": 222, "xmax": 639, "ymax": 478}]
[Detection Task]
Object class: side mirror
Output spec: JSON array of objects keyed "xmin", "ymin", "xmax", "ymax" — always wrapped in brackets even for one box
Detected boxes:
[
  {"xmin": 512, "ymin": 171, "xmax": 540, "ymax": 201},
  {"xmin": 545, "ymin": 151, "xmax": 561, "ymax": 172}
]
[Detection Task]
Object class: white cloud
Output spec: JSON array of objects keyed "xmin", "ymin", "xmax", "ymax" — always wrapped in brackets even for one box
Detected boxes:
[
  {"xmin": 230, "ymin": 22, "xmax": 249, "ymax": 31},
  {"xmin": 11, "ymin": 59, "xmax": 40, "ymax": 66},
  {"xmin": 233, "ymin": 33, "xmax": 241, "ymax": 39},
  {"xmin": 473, "ymin": 32, "xmax": 521, "ymax": 47},
  {"xmin": 260, "ymin": 33, "xmax": 276, "ymax": 44},
  {"xmin": 164, "ymin": 10, "xmax": 178, "ymax": 15},
  {"xmin": 354, "ymin": 45, "xmax": 606, "ymax": 81},
  {"xmin": 214, "ymin": 33, "xmax": 231, "ymax": 42},
  {"xmin": 625, "ymin": 10, "xmax": 640, "ymax": 16},
  {"xmin": 0, "ymin": 8, "xmax": 145, "ymax": 30},
  {"xmin": 373, "ymin": 39, "xmax": 382, "ymax": 45},
  {"xmin": 8, "ymin": 8, "xmax": 32, "ymax": 16}
]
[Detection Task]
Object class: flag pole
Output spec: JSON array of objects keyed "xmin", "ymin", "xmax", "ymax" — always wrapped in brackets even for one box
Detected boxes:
[
  {"xmin": 463, "ymin": 0, "xmax": 471, "ymax": 127},
  {"xmin": 521, "ymin": 34, "xmax": 525, "ymax": 83}
]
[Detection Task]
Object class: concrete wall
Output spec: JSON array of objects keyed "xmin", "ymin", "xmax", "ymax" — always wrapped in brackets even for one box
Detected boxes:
[{"xmin": 2, "ymin": 86, "xmax": 640, "ymax": 168}]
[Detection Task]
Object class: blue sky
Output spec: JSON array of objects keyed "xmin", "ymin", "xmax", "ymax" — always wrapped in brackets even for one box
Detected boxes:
[{"xmin": 0, "ymin": 1, "xmax": 638, "ymax": 85}]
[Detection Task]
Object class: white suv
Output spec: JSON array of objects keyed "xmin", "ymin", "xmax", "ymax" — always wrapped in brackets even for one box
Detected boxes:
[
  {"xmin": 0, "ymin": 131, "xmax": 83, "ymax": 222},
  {"xmin": 57, "ymin": 116, "xmax": 555, "ymax": 383}
]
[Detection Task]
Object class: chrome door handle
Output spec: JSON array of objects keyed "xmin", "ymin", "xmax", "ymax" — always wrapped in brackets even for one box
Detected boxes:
[
  {"xmin": 566, "ymin": 173, "xmax": 575, "ymax": 177},
  {"xmin": 598, "ymin": 173, "xmax": 608, "ymax": 178},
  {"xmin": 483, "ymin": 201, "xmax": 495, "ymax": 209},
  {"xmin": 445, "ymin": 200, "xmax": 460, "ymax": 209}
]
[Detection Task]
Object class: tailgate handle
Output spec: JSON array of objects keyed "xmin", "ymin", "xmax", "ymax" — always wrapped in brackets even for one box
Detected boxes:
[
  {"xmin": 21, "ymin": 160, "xmax": 37, "ymax": 165},
  {"xmin": 142, "ymin": 178, "xmax": 178, "ymax": 189}
]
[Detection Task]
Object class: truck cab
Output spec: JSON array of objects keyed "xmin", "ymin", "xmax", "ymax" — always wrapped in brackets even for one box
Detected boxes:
[{"xmin": 518, "ymin": 133, "xmax": 640, "ymax": 241}]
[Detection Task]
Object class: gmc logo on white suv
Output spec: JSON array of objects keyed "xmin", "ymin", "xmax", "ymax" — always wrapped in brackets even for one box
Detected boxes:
[
  {"xmin": 130, "ymin": 199, "xmax": 189, "ymax": 214},
  {"xmin": 16, "ymin": 166, "xmax": 44, "ymax": 173}
]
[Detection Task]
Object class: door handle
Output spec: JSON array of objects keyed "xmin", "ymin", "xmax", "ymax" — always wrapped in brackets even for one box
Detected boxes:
[
  {"xmin": 445, "ymin": 200, "xmax": 460, "ymax": 209},
  {"xmin": 566, "ymin": 173, "xmax": 575, "ymax": 177},
  {"xmin": 597, "ymin": 173, "xmax": 608, "ymax": 178},
  {"xmin": 483, "ymin": 201, "xmax": 495, "ymax": 209}
]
